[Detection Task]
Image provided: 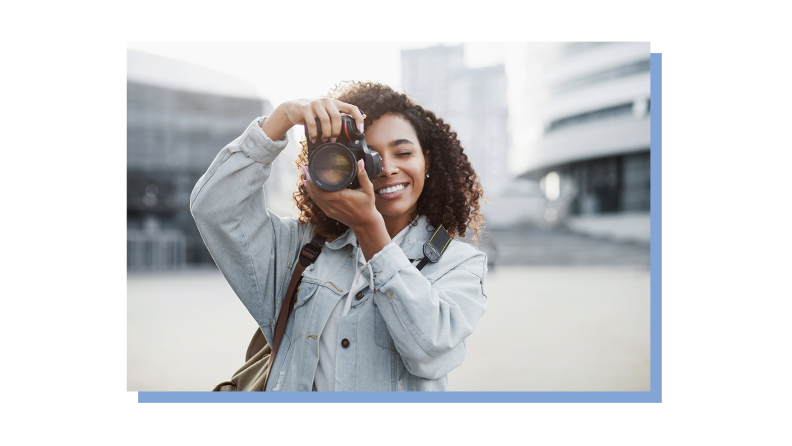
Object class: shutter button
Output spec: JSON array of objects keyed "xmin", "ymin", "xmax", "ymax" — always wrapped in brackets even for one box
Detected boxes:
[
  {"xmin": 355, "ymin": 291, "xmax": 363, "ymax": 300},
  {"xmin": 341, "ymin": 339, "xmax": 350, "ymax": 348}
]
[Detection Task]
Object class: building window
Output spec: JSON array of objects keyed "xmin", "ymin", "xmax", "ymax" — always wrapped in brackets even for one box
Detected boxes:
[
  {"xmin": 562, "ymin": 42, "xmax": 609, "ymax": 55},
  {"xmin": 552, "ymin": 58, "xmax": 650, "ymax": 92},
  {"xmin": 566, "ymin": 151, "xmax": 650, "ymax": 215},
  {"xmin": 547, "ymin": 102, "xmax": 635, "ymax": 133},
  {"xmin": 622, "ymin": 152, "xmax": 650, "ymax": 212}
]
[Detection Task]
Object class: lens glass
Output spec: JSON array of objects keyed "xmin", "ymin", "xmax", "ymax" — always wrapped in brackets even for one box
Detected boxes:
[{"xmin": 314, "ymin": 147, "xmax": 354, "ymax": 187}]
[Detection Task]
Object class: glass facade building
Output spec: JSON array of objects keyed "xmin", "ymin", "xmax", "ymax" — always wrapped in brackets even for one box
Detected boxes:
[{"xmin": 127, "ymin": 52, "xmax": 271, "ymax": 270}]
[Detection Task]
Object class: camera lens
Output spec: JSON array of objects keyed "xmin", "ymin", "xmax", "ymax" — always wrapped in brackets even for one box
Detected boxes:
[
  {"xmin": 316, "ymin": 152, "xmax": 351, "ymax": 184},
  {"xmin": 310, "ymin": 144, "xmax": 357, "ymax": 191}
]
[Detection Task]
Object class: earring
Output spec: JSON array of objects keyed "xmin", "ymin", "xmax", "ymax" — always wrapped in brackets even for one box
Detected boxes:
[{"xmin": 426, "ymin": 174, "xmax": 430, "ymax": 178}]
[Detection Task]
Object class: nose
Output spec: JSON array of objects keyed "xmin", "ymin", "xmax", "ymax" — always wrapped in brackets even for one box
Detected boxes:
[{"xmin": 379, "ymin": 157, "xmax": 399, "ymax": 177}]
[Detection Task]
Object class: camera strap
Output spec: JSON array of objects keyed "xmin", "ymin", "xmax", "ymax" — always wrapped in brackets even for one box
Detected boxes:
[{"xmin": 416, "ymin": 225, "xmax": 452, "ymax": 271}]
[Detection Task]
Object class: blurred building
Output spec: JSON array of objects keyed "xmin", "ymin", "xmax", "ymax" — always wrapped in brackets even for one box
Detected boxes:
[
  {"xmin": 401, "ymin": 45, "xmax": 465, "ymax": 115},
  {"xmin": 127, "ymin": 50, "xmax": 273, "ymax": 270},
  {"xmin": 401, "ymin": 45, "xmax": 509, "ymax": 198},
  {"xmin": 518, "ymin": 43, "xmax": 651, "ymax": 242}
]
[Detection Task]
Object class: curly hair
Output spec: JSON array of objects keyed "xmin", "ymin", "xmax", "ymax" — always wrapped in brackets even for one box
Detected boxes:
[{"xmin": 293, "ymin": 81, "xmax": 486, "ymax": 244}]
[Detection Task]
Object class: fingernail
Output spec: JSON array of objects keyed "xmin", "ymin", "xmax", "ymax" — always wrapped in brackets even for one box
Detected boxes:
[
  {"xmin": 322, "ymin": 138, "xmax": 328, "ymax": 143},
  {"xmin": 302, "ymin": 180, "xmax": 307, "ymax": 188},
  {"xmin": 331, "ymin": 137, "xmax": 337, "ymax": 143},
  {"xmin": 358, "ymin": 123, "xmax": 364, "ymax": 133},
  {"xmin": 311, "ymin": 138, "xmax": 316, "ymax": 144}
]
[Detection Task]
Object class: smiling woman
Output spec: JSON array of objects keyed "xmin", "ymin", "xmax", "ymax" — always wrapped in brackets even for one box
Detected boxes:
[
  {"xmin": 190, "ymin": 80, "xmax": 489, "ymax": 391},
  {"xmin": 294, "ymin": 82, "xmax": 486, "ymax": 245},
  {"xmin": 357, "ymin": 115, "xmax": 427, "ymax": 230}
]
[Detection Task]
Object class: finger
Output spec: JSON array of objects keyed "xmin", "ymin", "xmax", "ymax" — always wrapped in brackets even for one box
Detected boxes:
[
  {"xmin": 302, "ymin": 167, "xmax": 316, "ymax": 196},
  {"xmin": 322, "ymin": 98, "xmax": 342, "ymax": 142},
  {"xmin": 312, "ymin": 101, "xmax": 332, "ymax": 142},
  {"xmin": 301, "ymin": 104, "xmax": 318, "ymax": 143},
  {"xmin": 334, "ymin": 100, "xmax": 364, "ymax": 133},
  {"xmin": 356, "ymin": 159, "xmax": 374, "ymax": 194},
  {"xmin": 302, "ymin": 166, "xmax": 330, "ymax": 203},
  {"xmin": 302, "ymin": 175, "xmax": 321, "ymax": 204}
]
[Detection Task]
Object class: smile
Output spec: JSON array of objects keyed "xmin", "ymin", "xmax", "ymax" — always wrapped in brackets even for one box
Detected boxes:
[{"xmin": 376, "ymin": 183, "xmax": 408, "ymax": 198}]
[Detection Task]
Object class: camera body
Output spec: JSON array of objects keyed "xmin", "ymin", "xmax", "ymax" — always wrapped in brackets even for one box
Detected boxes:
[{"xmin": 306, "ymin": 116, "xmax": 382, "ymax": 191}]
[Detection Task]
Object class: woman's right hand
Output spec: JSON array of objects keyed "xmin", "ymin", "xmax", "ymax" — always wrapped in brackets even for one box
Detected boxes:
[{"xmin": 261, "ymin": 98, "xmax": 365, "ymax": 143}]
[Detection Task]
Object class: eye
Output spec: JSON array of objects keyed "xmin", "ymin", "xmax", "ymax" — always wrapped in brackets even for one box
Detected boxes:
[{"xmin": 397, "ymin": 151, "xmax": 413, "ymax": 156}]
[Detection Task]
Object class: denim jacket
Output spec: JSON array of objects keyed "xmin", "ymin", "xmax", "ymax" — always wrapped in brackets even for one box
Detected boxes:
[{"xmin": 190, "ymin": 117, "xmax": 488, "ymax": 391}]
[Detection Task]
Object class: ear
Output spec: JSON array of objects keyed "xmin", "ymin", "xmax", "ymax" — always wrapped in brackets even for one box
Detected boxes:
[{"xmin": 424, "ymin": 150, "xmax": 431, "ymax": 175}]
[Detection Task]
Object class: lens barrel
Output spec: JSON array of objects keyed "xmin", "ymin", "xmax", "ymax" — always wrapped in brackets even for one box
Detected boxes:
[{"xmin": 308, "ymin": 143, "xmax": 357, "ymax": 191}]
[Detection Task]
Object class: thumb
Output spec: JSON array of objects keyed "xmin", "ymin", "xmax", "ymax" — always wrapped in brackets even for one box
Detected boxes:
[{"xmin": 357, "ymin": 159, "xmax": 373, "ymax": 193}]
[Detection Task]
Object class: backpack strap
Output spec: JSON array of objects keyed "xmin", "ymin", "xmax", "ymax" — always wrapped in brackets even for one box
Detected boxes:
[{"xmin": 262, "ymin": 232, "xmax": 326, "ymax": 390}]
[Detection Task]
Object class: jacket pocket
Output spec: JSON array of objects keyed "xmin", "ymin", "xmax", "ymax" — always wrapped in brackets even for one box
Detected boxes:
[
  {"xmin": 289, "ymin": 282, "xmax": 319, "ymax": 339},
  {"xmin": 293, "ymin": 281, "xmax": 319, "ymax": 310},
  {"xmin": 374, "ymin": 302, "xmax": 397, "ymax": 352}
]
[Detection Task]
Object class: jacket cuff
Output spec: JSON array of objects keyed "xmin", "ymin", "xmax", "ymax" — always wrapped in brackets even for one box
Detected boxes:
[
  {"xmin": 360, "ymin": 242, "xmax": 413, "ymax": 290},
  {"xmin": 237, "ymin": 116, "xmax": 290, "ymax": 164}
]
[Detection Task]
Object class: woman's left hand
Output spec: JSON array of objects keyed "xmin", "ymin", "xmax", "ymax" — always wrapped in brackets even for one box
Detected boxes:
[{"xmin": 302, "ymin": 159, "xmax": 383, "ymax": 232}]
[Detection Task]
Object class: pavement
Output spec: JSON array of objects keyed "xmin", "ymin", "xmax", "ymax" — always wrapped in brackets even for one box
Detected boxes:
[
  {"xmin": 446, "ymin": 264, "xmax": 650, "ymax": 391},
  {"xmin": 475, "ymin": 227, "xmax": 651, "ymax": 268},
  {"xmin": 128, "ymin": 246, "xmax": 650, "ymax": 391}
]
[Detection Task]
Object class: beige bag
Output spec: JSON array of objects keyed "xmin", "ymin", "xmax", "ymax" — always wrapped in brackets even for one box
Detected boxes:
[
  {"xmin": 213, "ymin": 234, "xmax": 326, "ymax": 391},
  {"xmin": 213, "ymin": 328, "xmax": 272, "ymax": 391}
]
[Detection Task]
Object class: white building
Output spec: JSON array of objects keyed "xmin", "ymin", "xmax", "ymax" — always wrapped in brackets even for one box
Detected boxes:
[
  {"xmin": 401, "ymin": 45, "xmax": 510, "ymax": 198},
  {"xmin": 517, "ymin": 43, "xmax": 651, "ymax": 243}
]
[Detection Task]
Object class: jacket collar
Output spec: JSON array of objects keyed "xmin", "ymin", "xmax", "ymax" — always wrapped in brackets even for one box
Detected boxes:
[
  {"xmin": 323, "ymin": 215, "xmax": 436, "ymax": 261},
  {"xmin": 324, "ymin": 226, "xmax": 357, "ymax": 251}
]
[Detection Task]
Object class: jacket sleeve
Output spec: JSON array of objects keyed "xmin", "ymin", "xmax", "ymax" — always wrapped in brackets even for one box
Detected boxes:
[
  {"xmin": 189, "ymin": 116, "xmax": 312, "ymax": 344},
  {"xmin": 365, "ymin": 242, "xmax": 488, "ymax": 379}
]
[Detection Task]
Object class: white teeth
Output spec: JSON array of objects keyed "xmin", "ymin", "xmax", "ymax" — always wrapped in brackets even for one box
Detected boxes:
[{"xmin": 377, "ymin": 184, "xmax": 405, "ymax": 195}]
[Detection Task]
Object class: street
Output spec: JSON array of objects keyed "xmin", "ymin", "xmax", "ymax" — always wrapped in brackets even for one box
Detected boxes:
[{"xmin": 128, "ymin": 259, "xmax": 649, "ymax": 391}]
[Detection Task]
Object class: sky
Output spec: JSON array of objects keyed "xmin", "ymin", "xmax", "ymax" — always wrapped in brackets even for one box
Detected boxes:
[
  {"xmin": 126, "ymin": 42, "xmax": 536, "ymax": 175},
  {"xmin": 126, "ymin": 42, "xmax": 516, "ymax": 107}
]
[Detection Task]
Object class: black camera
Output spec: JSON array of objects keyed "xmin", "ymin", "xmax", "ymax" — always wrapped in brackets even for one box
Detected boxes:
[{"xmin": 305, "ymin": 115, "xmax": 382, "ymax": 191}]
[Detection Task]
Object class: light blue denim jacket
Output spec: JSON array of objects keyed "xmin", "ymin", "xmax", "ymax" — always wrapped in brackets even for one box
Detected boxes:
[{"xmin": 190, "ymin": 117, "xmax": 488, "ymax": 391}]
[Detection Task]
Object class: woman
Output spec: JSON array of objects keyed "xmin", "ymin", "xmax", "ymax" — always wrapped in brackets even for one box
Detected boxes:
[{"xmin": 191, "ymin": 81, "xmax": 488, "ymax": 391}]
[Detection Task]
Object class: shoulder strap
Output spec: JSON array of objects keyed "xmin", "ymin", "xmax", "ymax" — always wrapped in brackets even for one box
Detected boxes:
[{"xmin": 262, "ymin": 232, "xmax": 326, "ymax": 390}]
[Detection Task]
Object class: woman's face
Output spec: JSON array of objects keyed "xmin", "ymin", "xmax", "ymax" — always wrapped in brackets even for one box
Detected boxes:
[{"xmin": 365, "ymin": 113, "xmax": 428, "ymax": 226}]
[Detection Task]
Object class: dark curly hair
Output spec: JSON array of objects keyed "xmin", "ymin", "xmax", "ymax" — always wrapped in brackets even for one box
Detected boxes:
[{"xmin": 293, "ymin": 81, "xmax": 486, "ymax": 244}]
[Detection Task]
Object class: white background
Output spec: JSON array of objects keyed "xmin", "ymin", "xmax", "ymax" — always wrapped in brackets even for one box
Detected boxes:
[{"xmin": 3, "ymin": 0, "xmax": 790, "ymax": 444}]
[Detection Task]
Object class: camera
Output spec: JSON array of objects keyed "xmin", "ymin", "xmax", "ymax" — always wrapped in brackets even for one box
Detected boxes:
[{"xmin": 305, "ymin": 115, "xmax": 382, "ymax": 191}]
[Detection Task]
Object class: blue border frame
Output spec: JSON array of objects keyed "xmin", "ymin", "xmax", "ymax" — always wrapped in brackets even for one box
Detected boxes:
[{"xmin": 139, "ymin": 53, "xmax": 662, "ymax": 404}]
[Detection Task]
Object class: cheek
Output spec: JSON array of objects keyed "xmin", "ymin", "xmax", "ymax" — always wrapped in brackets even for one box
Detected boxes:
[
  {"xmin": 414, "ymin": 162, "xmax": 426, "ymax": 195},
  {"xmin": 412, "ymin": 176, "xmax": 425, "ymax": 198}
]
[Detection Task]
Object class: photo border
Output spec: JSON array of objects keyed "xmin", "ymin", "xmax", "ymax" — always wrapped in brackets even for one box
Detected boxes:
[{"xmin": 138, "ymin": 52, "xmax": 662, "ymax": 404}]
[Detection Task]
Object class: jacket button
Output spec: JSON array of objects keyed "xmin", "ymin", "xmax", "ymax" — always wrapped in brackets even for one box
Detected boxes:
[
  {"xmin": 341, "ymin": 338, "xmax": 350, "ymax": 348},
  {"xmin": 355, "ymin": 291, "xmax": 363, "ymax": 300}
]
